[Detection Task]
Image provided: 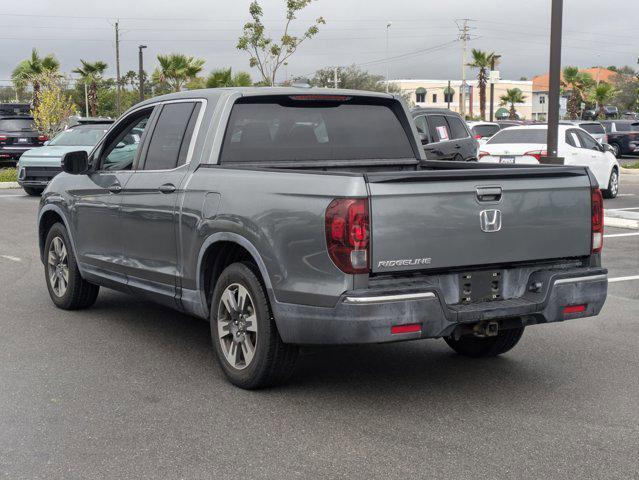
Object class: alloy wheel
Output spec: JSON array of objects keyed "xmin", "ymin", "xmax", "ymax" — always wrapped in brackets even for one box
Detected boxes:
[
  {"xmin": 610, "ymin": 170, "xmax": 619, "ymax": 197},
  {"xmin": 47, "ymin": 236, "xmax": 69, "ymax": 297},
  {"xmin": 217, "ymin": 283, "xmax": 258, "ymax": 370}
]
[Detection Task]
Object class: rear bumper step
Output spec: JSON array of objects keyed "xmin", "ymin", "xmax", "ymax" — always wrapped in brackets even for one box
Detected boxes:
[{"xmin": 272, "ymin": 267, "xmax": 608, "ymax": 345}]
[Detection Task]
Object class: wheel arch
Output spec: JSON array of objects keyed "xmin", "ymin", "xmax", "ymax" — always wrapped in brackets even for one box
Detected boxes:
[
  {"xmin": 38, "ymin": 205, "xmax": 77, "ymax": 266},
  {"xmin": 195, "ymin": 232, "xmax": 274, "ymax": 319}
]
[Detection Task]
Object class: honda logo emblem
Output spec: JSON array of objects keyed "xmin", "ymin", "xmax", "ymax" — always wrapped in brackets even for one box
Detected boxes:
[{"xmin": 479, "ymin": 209, "xmax": 502, "ymax": 232}]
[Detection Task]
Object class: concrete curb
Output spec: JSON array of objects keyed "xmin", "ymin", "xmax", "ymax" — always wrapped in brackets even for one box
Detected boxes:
[
  {"xmin": 620, "ymin": 167, "xmax": 639, "ymax": 176},
  {"xmin": 0, "ymin": 182, "xmax": 20, "ymax": 189}
]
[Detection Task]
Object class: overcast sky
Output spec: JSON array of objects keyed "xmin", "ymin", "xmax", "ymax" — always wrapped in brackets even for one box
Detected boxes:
[{"xmin": 0, "ymin": 0, "xmax": 636, "ymax": 85}]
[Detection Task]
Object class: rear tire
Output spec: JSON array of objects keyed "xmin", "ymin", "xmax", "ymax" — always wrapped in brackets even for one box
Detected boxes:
[
  {"xmin": 210, "ymin": 262, "xmax": 298, "ymax": 389},
  {"xmin": 44, "ymin": 223, "xmax": 99, "ymax": 310},
  {"xmin": 444, "ymin": 326, "xmax": 524, "ymax": 358},
  {"xmin": 23, "ymin": 186, "xmax": 44, "ymax": 196},
  {"xmin": 609, "ymin": 143, "xmax": 621, "ymax": 158},
  {"xmin": 602, "ymin": 168, "xmax": 619, "ymax": 199}
]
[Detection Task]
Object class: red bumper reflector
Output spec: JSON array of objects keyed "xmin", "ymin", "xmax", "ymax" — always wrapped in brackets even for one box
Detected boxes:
[
  {"xmin": 564, "ymin": 304, "xmax": 586, "ymax": 314},
  {"xmin": 391, "ymin": 323, "xmax": 421, "ymax": 334}
]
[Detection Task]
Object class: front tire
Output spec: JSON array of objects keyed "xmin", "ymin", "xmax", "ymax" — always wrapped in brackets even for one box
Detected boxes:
[
  {"xmin": 210, "ymin": 262, "xmax": 298, "ymax": 389},
  {"xmin": 23, "ymin": 186, "xmax": 44, "ymax": 196},
  {"xmin": 44, "ymin": 223, "xmax": 99, "ymax": 310},
  {"xmin": 444, "ymin": 326, "xmax": 524, "ymax": 358},
  {"xmin": 603, "ymin": 168, "xmax": 619, "ymax": 199},
  {"xmin": 609, "ymin": 143, "xmax": 621, "ymax": 158}
]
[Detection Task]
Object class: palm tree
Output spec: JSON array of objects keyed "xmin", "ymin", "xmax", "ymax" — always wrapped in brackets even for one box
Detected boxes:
[
  {"xmin": 591, "ymin": 82, "xmax": 615, "ymax": 120},
  {"xmin": 205, "ymin": 68, "xmax": 252, "ymax": 88},
  {"xmin": 467, "ymin": 49, "xmax": 496, "ymax": 121},
  {"xmin": 499, "ymin": 88, "xmax": 526, "ymax": 119},
  {"xmin": 152, "ymin": 54, "xmax": 205, "ymax": 92},
  {"xmin": 561, "ymin": 66, "xmax": 593, "ymax": 119},
  {"xmin": 73, "ymin": 60, "xmax": 108, "ymax": 117},
  {"xmin": 11, "ymin": 49, "xmax": 60, "ymax": 108}
]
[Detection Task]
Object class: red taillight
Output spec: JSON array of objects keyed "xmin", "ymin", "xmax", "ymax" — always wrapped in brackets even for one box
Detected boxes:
[
  {"xmin": 478, "ymin": 151, "xmax": 490, "ymax": 159},
  {"xmin": 289, "ymin": 95, "xmax": 352, "ymax": 101},
  {"xmin": 564, "ymin": 304, "xmax": 586, "ymax": 315},
  {"xmin": 591, "ymin": 187, "xmax": 604, "ymax": 253},
  {"xmin": 38, "ymin": 135, "xmax": 48, "ymax": 141},
  {"xmin": 391, "ymin": 323, "xmax": 421, "ymax": 334},
  {"xmin": 524, "ymin": 150, "xmax": 548, "ymax": 162},
  {"xmin": 474, "ymin": 134, "xmax": 482, "ymax": 139},
  {"xmin": 0, "ymin": 135, "xmax": 7, "ymax": 141},
  {"xmin": 602, "ymin": 134, "xmax": 608, "ymax": 144},
  {"xmin": 325, "ymin": 198, "xmax": 370, "ymax": 274}
]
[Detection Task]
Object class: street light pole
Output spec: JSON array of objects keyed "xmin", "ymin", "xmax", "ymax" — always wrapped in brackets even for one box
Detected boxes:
[
  {"xmin": 138, "ymin": 45, "xmax": 147, "ymax": 102},
  {"xmin": 489, "ymin": 54, "xmax": 501, "ymax": 122},
  {"xmin": 385, "ymin": 22, "xmax": 391, "ymax": 93},
  {"xmin": 546, "ymin": 0, "xmax": 563, "ymax": 162}
]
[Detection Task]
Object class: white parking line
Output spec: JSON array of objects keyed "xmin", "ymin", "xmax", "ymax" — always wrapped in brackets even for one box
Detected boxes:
[
  {"xmin": 609, "ymin": 275, "xmax": 639, "ymax": 283},
  {"xmin": 605, "ymin": 232, "xmax": 639, "ymax": 238},
  {"xmin": 617, "ymin": 194, "xmax": 636, "ymax": 197},
  {"xmin": 606, "ymin": 207, "xmax": 639, "ymax": 211},
  {"xmin": 0, "ymin": 255, "xmax": 21, "ymax": 262}
]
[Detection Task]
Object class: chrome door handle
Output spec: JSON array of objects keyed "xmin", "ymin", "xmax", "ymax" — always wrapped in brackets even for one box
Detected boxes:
[
  {"xmin": 108, "ymin": 183, "xmax": 122, "ymax": 193},
  {"xmin": 159, "ymin": 183, "xmax": 176, "ymax": 194}
]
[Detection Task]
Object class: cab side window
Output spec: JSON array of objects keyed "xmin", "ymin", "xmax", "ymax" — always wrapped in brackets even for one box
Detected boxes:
[
  {"xmin": 142, "ymin": 102, "xmax": 200, "ymax": 171},
  {"xmin": 99, "ymin": 110, "xmax": 153, "ymax": 171},
  {"xmin": 445, "ymin": 116, "xmax": 469, "ymax": 139},
  {"xmin": 427, "ymin": 115, "xmax": 450, "ymax": 142},
  {"xmin": 576, "ymin": 130, "xmax": 600, "ymax": 150},
  {"xmin": 566, "ymin": 130, "xmax": 581, "ymax": 147},
  {"xmin": 414, "ymin": 115, "xmax": 428, "ymax": 135}
]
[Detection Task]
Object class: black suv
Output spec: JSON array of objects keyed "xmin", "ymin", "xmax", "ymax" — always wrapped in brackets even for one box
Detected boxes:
[
  {"xmin": 0, "ymin": 116, "xmax": 47, "ymax": 164},
  {"xmin": 411, "ymin": 108, "xmax": 477, "ymax": 161},
  {"xmin": 600, "ymin": 120, "xmax": 639, "ymax": 158}
]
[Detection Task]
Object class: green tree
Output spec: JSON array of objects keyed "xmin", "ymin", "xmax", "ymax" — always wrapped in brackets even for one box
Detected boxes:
[
  {"xmin": 237, "ymin": 0, "xmax": 325, "ymax": 86},
  {"xmin": 610, "ymin": 66, "xmax": 639, "ymax": 112},
  {"xmin": 311, "ymin": 65, "xmax": 402, "ymax": 94},
  {"xmin": 73, "ymin": 60, "xmax": 108, "ymax": 117},
  {"xmin": 152, "ymin": 53, "xmax": 205, "ymax": 92},
  {"xmin": 11, "ymin": 49, "xmax": 60, "ymax": 109},
  {"xmin": 467, "ymin": 49, "xmax": 497, "ymax": 121},
  {"xmin": 499, "ymin": 88, "xmax": 526, "ymax": 119},
  {"xmin": 206, "ymin": 68, "xmax": 253, "ymax": 88},
  {"xmin": 31, "ymin": 72, "xmax": 76, "ymax": 138},
  {"xmin": 589, "ymin": 82, "xmax": 615, "ymax": 119},
  {"xmin": 561, "ymin": 66, "xmax": 594, "ymax": 119}
]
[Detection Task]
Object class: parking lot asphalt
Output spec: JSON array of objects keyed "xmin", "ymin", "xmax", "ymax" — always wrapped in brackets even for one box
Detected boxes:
[{"xmin": 0, "ymin": 187, "xmax": 638, "ymax": 480}]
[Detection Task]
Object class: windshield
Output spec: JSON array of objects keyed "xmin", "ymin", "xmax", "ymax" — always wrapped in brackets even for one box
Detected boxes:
[
  {"xmin": 580, "ymin": 123, "xmax": 605, "ymax": 135},
  {"xmin": 49, "ymin": 125, "xmax": 110, "ymax": 146},
  {"xmin": 0, "ymin": 118, "xmax": 35, "ymax": 132},
  {"xmin": 487, "ymin": 128, "xmax": 547, "ymax": 144},
  {"xmin": 220, "ymin": 97, "xmax": 415, "ymax": 163}
]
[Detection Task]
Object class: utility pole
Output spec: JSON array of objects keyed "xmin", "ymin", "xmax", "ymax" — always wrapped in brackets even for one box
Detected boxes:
[
  {"xmin": 84, "ymin": 82, "xmax": 89, "ymax": 117},
  {"xmin": 447, "ymin": 80, "xmax": 451, "ymax": 110},
  {"xmin": 115, "ymin": 20, "xmax": 121, "ymax": 115},
  {"xmin": 385, "ymin": 22, "xmax": 392, "ymax": 93},
  {"xmin": 546, "ymin": 0, "xmax": 563, "ymax": 162},
  {"xmin": 457, "ymin": 19, "xmax": 472, "ymax": 118},
  {"xmin": 138, "ymin": 45, "xmax": 147, "ymax": 102},
  {"xmin": 489, "ymin": 54, "xmax": 501, "ymax": 122}
]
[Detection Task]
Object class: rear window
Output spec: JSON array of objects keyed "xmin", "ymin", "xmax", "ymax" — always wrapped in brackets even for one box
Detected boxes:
[
  {"xmin": 486, "ymin": 128, "xmax": 547, "ymax": 144},
  {"xmin": 220, "ymin": 97, "xmax": 414, "ymax": 163},
  {"xmin": 472, "ymin": 124, "xmax": 500, "ymax": 138},
  {"xmin": 0, "ymin": 118, "xmax": 35, "ymax": 132},
  {"xmin": 579, "ymin": 123, "xmax": 605, "ymax": 135}
]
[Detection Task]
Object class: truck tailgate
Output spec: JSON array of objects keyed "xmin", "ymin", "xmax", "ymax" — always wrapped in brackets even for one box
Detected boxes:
[{"xmin": 367, "ymin": 167, "xmax": 592, "ymax": 273}]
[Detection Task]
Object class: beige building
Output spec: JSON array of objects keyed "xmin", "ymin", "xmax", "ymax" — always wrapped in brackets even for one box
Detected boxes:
[{"xmin": 392, "ymin": 79, "xmax": 533, "ymax": 120}]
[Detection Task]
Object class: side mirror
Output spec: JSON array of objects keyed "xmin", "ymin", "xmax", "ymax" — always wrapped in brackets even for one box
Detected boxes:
[
  {"xmin": 61, "ymin": 150, "xmax": 89, "ymax": 175},
  {"xmin": 419, "ymin": 133, "xmax": 429, "ymax": 145},
  {"xmin": 43, "ymin": 140, "xmax": 50, "ymax": 146},
  {"xmin": 602, "ymin": 143, "xmax": 614, "ymax": 154}
]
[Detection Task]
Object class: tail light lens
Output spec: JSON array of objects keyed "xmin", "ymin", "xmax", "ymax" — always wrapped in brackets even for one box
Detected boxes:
[
  {"xmin": 591, "ymin": 187, "xmax": 604, "ymax": 253},
  {"xmin": 0, "ymin": 135, "xmax": 7, "ymax": 141},
  {"xmin": 38, "ymin": 135, "xmax": 48, "ymax": 142},
  {"xmin": 474, "ymin": 134, "xmax": 482, "ymax": 139},
  {"xmin": 524, "ymin": 150, "xmax": 548, "ymax": 162},
  {"xmin": 478, "ymin": 151, "xmax": 490, "ymax": 159},
  {"xmin": 325, "ymin": 198, "xmax": 370, "ymax": 274}
]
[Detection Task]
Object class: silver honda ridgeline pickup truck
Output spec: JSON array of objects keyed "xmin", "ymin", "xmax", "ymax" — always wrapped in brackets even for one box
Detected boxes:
[{"xmin": 38, "ymin": 88, "xmax": 608, "ymax": 389}]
